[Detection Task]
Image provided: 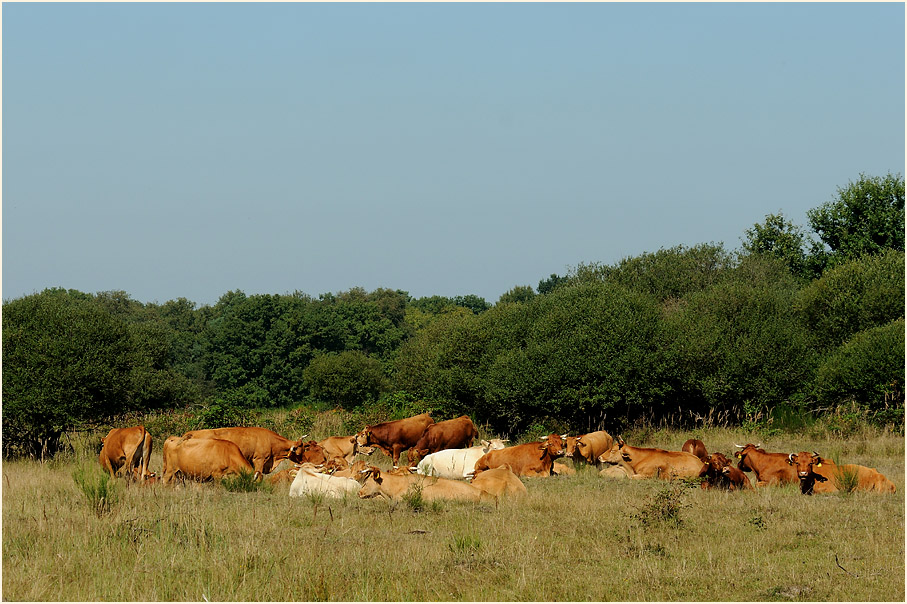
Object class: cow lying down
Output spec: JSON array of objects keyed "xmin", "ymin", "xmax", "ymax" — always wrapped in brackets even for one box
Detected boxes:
[
  {"xmin": 289, "ymin": 463, "xmax": 361, "ymax": 498},
  {"xmin": 356, "ymin": 466, "xmax": 494, "ymax": 502}
]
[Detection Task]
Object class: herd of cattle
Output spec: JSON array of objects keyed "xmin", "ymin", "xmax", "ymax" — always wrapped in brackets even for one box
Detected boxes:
[{"xmin": 98, "ymin": 412, "xmax": 897, "ymax": 502}]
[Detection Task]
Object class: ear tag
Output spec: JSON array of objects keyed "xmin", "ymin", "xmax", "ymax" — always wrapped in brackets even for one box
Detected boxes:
[{"xmin": 816, "ymin": 462, "xmax": 822, "ymax": 467}]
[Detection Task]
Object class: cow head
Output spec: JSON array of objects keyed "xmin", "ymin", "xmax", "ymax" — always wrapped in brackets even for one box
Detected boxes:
[
  {"xmin": 354, "ymin": 429, "xmax": 372, "ymax": 448},
  {"xmin": 733, "ymin": 443, "xmax": 762, "ymax": 472},
  {"xmin": 322, "ymin": 457, "xmax": 350, "ymax": 474},
  {"xmin": 538, "ymin": 433, "xmax": 565, "ymax": 459},
  {"xmin": 289, "ymin": 441, "xmax": 327, "ymax": 465},
  {"xmin": 787, "ymin": 451, "xmax": 825, "ymax": 481},
  {"xmin": 598, "ymin": 442, "xmax": 624, "ymax": 465},
  {"xmin": 564, "ymin": 436, "xmax": 579, "ymax": 458},
  {"xmin": 705, "ymin": 452, "xmax": 731, "ymax": 475},
  {"xmin": 356, "ymin": 466, "xmax": 387, "ymax": 499}
]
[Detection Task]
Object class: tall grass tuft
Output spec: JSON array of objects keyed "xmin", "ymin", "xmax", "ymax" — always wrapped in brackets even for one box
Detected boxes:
[
  {"xmin": 221, "ymin": 469, "xmax": 269, "ymax": 493},
  {"xmin": 71, "ymin": 464, "xmax": 121, "ymax": 516},
  {"xmin": 833, "ymin": 464, "xmax": 860, "ymax": 493}
]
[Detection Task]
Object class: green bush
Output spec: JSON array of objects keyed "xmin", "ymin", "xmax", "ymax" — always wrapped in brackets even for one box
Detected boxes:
[
  {"xmin": 221, "ymin": 469, "xmax": 269, "ymax": 493},
  {"xmin": 815, "ymin": 318, "xmax": 904, "ymax": 424}
]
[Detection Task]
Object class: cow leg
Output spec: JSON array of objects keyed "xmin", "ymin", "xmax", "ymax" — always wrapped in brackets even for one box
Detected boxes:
[
  {"xmin": 139, "ymin": 434, "xmax": 152, "ymax": 480},
  {"xmin": 391, "ymin": 445, "xmax": 405, "ymax": 467}
]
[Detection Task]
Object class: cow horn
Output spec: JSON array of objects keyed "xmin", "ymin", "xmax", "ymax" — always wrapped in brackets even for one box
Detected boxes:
[
  {"xmin": 733, "ymin": 444, "xmax": 744, "ymax": 448},
  {"xmin": 755, "ymin": 443, "xmax": 762, "ymax": 448},
  {"xmin": 561, "ymin": 433, "xmax": 568, "ymax": 439},
  {"xmin": 301, "ymin": 434, "xmax": 308, "ymax": 439},
  {"xmin": 788, "ymin": 453, "xmax": 795, "ymax": 463},
  {"xmin": 812, "ymin": 451, "xmax": 820, "ymax": 458}
]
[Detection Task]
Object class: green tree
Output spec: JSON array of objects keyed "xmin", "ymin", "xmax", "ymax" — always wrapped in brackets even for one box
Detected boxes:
[
  {"xmin": 302, "ymin": 350, "xmax": 389, "ymax": 408},
  {"xmin": 741, "ymin": 212, "xmax": 815, "ymax": 280},
  {"xmin": 796, "ymin": 250, "xmax": 905, "ymax": 352},
  {"xmin": 3, "ymin": 289, "xmax": 191, "ymax": 458},
  {"xmin": 807, "ymin": 173, "xmax": 905, "ymax": 270},
  {"xmin": 497, "ymin": 285, "xmax": 536, "ymax": 305},
  {"xmin": 661, "ymin": 256, "xmax": 817, "ymax": 420}
]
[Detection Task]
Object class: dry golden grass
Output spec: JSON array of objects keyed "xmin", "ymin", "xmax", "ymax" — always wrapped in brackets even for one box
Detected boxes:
[{"xmin": 2, "ymin": 425, "xmax": 903, "ymax": 601}]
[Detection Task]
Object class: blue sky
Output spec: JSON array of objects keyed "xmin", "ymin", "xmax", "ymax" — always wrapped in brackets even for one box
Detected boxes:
[{"xmin": 3, "ymin": 3, "xmax": 904, "ymax": 306}]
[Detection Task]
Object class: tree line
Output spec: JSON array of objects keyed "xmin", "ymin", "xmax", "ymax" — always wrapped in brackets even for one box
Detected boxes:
[{"xmin": 4, "ymin": 173, "xmax": 904, "ymax": 457}]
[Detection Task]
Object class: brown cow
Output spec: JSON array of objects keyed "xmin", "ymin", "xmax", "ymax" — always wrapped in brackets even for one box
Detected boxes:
[
  {"xmin": 408, "ymin": 415, "xmax": 479, "ymax": 464},
  {"xmin": 787, "ymin": 451, "xmax": 896, "ymax": 495},
  {"xmin": 568, "ymin": 431, "xmax": 614, "ymax": 467},
  {"xmin": 354, "ymin": 413, "xmax": 434, "ymax": 467},
  {"xmin": 356, "ymin": 466, "xmax": 493, "ymax": 502},
  {"xmin": 598, "ymin": 436, "xmax": 704, "ymax": 480},
  {"xmin": 181, "ymin": 427, "xmax": 305, "ymax": 475},
  {"xmin": 99, "ymin": 426, "xmax": 153, "ymax": 481},
  {"xmin": 161, "ymin": 436, "xmax": 256, "ymax": 485},
  {"xmin": 289, "ymin": 440, "xmax": 328, "ymax": 466},
  {"xmin": 470, "ymin": 465, "xmax": 527, "ymax": 498},
  {"xmin": 681, "ymin": 439, "xmax": 709, "ymax": 462},
  {"xmin": 317, "ymin": 435, "xmax": 373, "ymax": 464},
  {"xmin": 472, "ymin": 434, "xmax": 566, "ymax": 478},
  {"xmin": 734, "ymin": 443, "xmax": 797, "ymax": 486},
  {"xmin": 699, "ymin": 452, "xmax": 752, "ymax": 490}
]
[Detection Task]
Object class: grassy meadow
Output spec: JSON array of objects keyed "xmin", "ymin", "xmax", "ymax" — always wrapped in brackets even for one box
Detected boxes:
[{"xmin": 2, "ymin": 417, "xmax": 904, "ymax": 601}]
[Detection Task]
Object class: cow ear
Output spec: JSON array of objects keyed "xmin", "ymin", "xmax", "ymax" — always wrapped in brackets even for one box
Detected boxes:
[{"xmin": 734, "ymin": 451, "xmax": 741, "ymax": 459}]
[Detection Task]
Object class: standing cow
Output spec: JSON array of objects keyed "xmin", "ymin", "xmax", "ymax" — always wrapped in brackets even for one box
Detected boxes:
[
  {"xmin": 355, "ymin": 413, "xmax": 434, "ymax": 467},
  {"xmin": 408, "ymin": 415, "xmax": 479, "ymax": 464},
  {"xmin": 181, "ymin": 427, "xmax": 306, "ymax": 475},
  {"xmin": 99, "ymin": 426, "xmax": 153, "ymax": 481},
  {"xmin": 161, "ymin": 436, "xmax": 256, "ymax": 485}
]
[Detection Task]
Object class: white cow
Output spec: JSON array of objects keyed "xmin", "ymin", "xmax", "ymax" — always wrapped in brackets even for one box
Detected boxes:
[
  {"xmin": 416, "ymin": 439, "xmax": 508, "ymax": 479},
  {"xmin": 289, "ymin": 463, "xmax": 361, "ymax": 498}
]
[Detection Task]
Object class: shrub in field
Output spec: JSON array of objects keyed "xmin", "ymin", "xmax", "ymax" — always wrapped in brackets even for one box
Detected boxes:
[
  {"xmin": 814, "ymin": 318, "xmax": 904, "ymax": 425},
  {"xmin": 190, "ymin": 399, "xmax": 251, "ymax": 430},
  {"xmin": 221, "ymin": 469, "xmax": 268, "ymax": 493},
  {"xmin": 71, "ymin": 464, "xmax": 122, "ymax": 516},
  {"xmin": 632, "ymin": 482, "xmax": 690, "ymax": 528}
]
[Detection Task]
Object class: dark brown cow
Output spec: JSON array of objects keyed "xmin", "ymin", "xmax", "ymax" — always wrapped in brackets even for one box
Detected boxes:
[
  {"xmin": 472, "ymin": 434, "xmax": 566, "ymax": 478},
  {"xmin": 408, "ymin": 415, "xmax": 479, "ymax": 464},
  {"xmin": 787, "ymin": 451, "xmax": 896, "ymax": 495},
  {"xmin": 181, "ymin": 427, "xmax": 305, "ymax": 475},
  {"xmin": 354, "ymin": 413, "xmax": 434, "ymax": 467},
  {"xmin": 161, "ymin": 436, "xmax": 256, "ymax": 485},
  {"xmin": 733, "ymin": 444, "xmax": 797, "ymax": 486},
  {"xmin": 99, "ymin": 426, "xmax": 153, "ymax": 481},
  {"xmin": 681, "ymin": 439, "xmax": 709, "ymax": 462},
  {"xmin": 699, "ymin": 452, "xmax": 752, "ymax": 490},
  {"xmin": 598, "ymin": 436, "xmax": 704, "ymax": 480}
]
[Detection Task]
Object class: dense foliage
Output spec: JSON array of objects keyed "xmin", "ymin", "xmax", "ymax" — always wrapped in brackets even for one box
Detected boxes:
[{"xmin": 3, "ymin": 174, "xmax": 904, "ymax": 456}]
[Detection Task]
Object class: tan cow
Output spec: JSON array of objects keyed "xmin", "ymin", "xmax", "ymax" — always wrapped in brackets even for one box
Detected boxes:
[
  {"xmin": 99, "ymin": 426, "xmax": 153, "ymax": 481},
  {"xmin": 317, "ymin": 435, "xmax": 374, "ymax": 464},
  {"xmin": 598, "ymin": 436, "xmax": 704, "ymax": 480},
  {"xmin": 161, "ymin": 436, "xmax": 256, "ymax": 485},
  {"xmin": 470, "ymin": 465, "xmax": 527, "ymax": 498},
  {"xmin": 787, "ymin": 451, "xmax": 897, "ymax": 495},
  {"xmin": 568, "ymin": 431, "xmax": 614, "ymax": 467},
  {"xmin": 356, "ymin": 466, "xmax": 493, "ymax": 502},
  {"xmin": 181, "ymin": 427, "xmax": 305, "ymax": 475}
]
